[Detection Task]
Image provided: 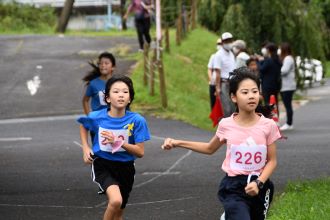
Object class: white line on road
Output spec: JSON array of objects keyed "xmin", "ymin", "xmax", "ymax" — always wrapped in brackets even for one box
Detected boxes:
[
  {"xmin": 0, "ymin": 203, "xmax": 94, "ymax": 209},
  {"xmin": 126, "ymin": 196, "xmax": 197, "ymax": 207},
  {"xmin": 0, "ymin": 137, "xmax": 32, "ymax": 141},
  {"xmin": 142, "ymin": 171, "xmax": 180, "ymax": 175},
  {"xmin": 89, "ymin": 134, "xmax": 192, "ymax": 208},
  {"xmin": 0, "ymin": 115, "xmax": 81, "ymax": 125},
  {"xmin": 73, "ymin": 141, "xmax": 83, "ymax": 148},
  {"xmin": 134, "ymin": 150, "xmax": 192, "ymax": 188},
  {"xmin": 150, "ymin": 135, "xmax": 165, "ymax": 140},
  {"xmin": 74, "ymin": 138, "xmax": 190, "ymax": 190},
  {"xmin": 0, "ymin": 197, "xmax": 197, "ymax": 210}
]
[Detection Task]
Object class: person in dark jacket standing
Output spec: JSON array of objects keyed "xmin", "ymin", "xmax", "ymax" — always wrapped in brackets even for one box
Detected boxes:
[{"xmin": 258, "ymin": 42, "xmax": 282, "ymax": 113}]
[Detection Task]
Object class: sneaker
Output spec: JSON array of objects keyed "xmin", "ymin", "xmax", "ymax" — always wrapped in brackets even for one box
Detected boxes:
[
  {"xmin": 138, "ymin": 49, "xmax": 144, "ymax": 53},
  {"xmin": 280, "ymin": 123, "xmax": 294, "ymax": 131}
]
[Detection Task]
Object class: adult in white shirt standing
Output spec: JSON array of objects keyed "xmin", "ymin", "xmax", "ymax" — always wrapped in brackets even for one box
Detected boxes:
[
  {"xmin": 278, "ymin": 42, "xmax": 296, "ymax": 131},
  {"xmin": 213, "ymin": 32, "xmax": 236, "ymax": 117},
  {"xmin": 207, "ymin": 38, "xmax": 222, "ymax": 109}
]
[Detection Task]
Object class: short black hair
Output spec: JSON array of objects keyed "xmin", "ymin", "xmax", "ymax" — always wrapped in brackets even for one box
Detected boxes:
[
  {"xmin": 229, "ymin": 67, "xmax": 260, "ymax": 96},
  {"xmin": 98, "ymin": 52, "xmax": 116, "ymax": 67},
  {"xmin": 104, "ymin": 74, "xmax": 135, "ymax": 110},
  {"xmin": 228, "ymin": 67, "xmax": 273, "ymax": 118}
]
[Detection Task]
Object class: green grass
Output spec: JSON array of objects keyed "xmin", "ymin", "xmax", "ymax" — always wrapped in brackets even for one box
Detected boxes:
[
  {"xmin": 325, "ymin": 61, "xmax": 330, "ymax": 78},
  {"xmin": 268, "ymin": 177, "xmax": 330, "ymax": 220},
  {"xmin": 131, "ymin": 27, "xmax": 218, "ymax": 130}
]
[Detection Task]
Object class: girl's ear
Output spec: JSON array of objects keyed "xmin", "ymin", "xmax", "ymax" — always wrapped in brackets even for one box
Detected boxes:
[
  {"xmin": 230, "ymin": 93, "xmax": 237, "ymax": 103},
  {"xmin": 105, "ymin": 95, "xmax": 111, "ymax": 104}
]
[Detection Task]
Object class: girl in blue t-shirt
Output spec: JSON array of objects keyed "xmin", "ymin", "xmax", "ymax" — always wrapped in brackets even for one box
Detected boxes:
[
  {"xmin": 82, "ymin": 52, "xmax": 116, "ymax": 115},
  {"xmin": 78, "ymin": 75, "xmax": 150, "ymax": 220}
]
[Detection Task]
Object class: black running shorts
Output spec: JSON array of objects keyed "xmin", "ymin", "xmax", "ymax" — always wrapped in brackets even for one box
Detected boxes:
[{"xmin": 91, "ymin": 157, "xmax": 135, "ymax": 209}]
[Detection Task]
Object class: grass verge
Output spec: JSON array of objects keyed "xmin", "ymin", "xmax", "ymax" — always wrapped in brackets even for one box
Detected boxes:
[
  {"xmin": 130, "ymin": 27, "xmax": 218, "ymax": 131},
  {"xmin": 268, "ymin": 177, "xmax": 330, "ymax": 220},
  {"xmin": 325, "ymin": 61, "xmax": 330, "ymax": 78}
]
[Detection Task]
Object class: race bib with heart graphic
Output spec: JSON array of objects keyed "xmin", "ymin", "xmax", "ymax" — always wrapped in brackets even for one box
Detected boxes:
[{"xmin": 98, "ymin": 127, "xmax": 129, "ymax": 153}]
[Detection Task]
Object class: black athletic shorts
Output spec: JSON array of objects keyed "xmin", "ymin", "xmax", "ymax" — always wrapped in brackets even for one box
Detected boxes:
[
  {"xmin": 91, "ymin": 157, "xmax": 135, "ymax": 209},
  {"xmin": 218, "ymin": 174, "xmax": 274, "ymax": 220}
]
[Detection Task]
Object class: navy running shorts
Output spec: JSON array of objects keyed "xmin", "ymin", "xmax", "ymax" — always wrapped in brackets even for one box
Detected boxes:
[{"xmin": 218, "ymin": 174, "xmax": 274, "ymax": 220}]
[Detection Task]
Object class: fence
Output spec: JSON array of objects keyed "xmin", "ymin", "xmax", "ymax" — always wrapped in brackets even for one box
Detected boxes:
[{"xmin": 141, "ymin": 1, "xmax": 197, "ymax": 108}]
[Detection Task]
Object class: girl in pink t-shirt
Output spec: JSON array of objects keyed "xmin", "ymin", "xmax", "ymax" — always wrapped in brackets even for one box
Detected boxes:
[{"xmin": 162, "ymin": 67, "xmax": 281, "ymax": 220}]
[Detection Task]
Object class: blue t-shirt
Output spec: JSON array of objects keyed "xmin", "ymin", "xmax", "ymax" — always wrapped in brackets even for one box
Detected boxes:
[
  {"xmin": 77, "ymin": 109, "xmax": 150, "ymax": 162},
  {"xmin": 85, "ymin": 77, "xmax": 107, "ymax": 111}
]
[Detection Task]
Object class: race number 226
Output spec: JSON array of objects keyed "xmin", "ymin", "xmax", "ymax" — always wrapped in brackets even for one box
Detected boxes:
[{"xmin": 235, "ymin": 151, "xmax": 263, "ymax": 165}]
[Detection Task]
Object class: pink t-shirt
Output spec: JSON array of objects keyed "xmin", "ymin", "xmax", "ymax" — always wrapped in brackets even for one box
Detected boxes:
[{"xmin": 216, "ymin": 113, "xmax": 281, "ymax": 176}]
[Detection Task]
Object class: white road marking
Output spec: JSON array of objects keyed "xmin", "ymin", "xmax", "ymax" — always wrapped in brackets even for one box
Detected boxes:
[
  {"xmin": 0, "ymin": 137, "xmax": 32, "ymax": 141},
  {"xmin": 0, "ymin": 203, "xmax": 93, "ymax": 209},
  {"xmin": 126, "ymin": 196, "xmax": 197, "ymax": 207},
  {"xmin": 0, "ymin": 197, "xmax": 197, "ymax": 209},
  {"xmin": 142, "ymin": 171, "xmax": 180, "ymax": 175},
  {"xmin": 74, "ymin": 138, "xmax": 190, "ymax": 190},
  {"xmin": 151, "ymin": 135, "xmax": 165, "ymax": 140},
  {"xmin": 26, "ymin": 75, "xmax": 41, "ymax": 95},
  {"xmin": 0, "ymin": 114, "xmax": 80, "ymax": 124},
  {"xmin": 134, "ymin": 150, "xmax": 192, "ymax": 188},
  {"xmin": 73, "ymin": 141, "xmax": 83, "ymax": 148},
  {"xmin": 86, "ymin": 134, "xmax": 192, "ymax": 208},
  {"xmin": 14, "ymin": 40, "xmax": 24, "ymax": 53}
]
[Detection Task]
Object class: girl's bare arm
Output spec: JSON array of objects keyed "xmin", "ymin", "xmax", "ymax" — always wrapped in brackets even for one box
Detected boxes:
[{"xmin": 162, "ymin": 135, "xmax": 225, "ymax": 155}]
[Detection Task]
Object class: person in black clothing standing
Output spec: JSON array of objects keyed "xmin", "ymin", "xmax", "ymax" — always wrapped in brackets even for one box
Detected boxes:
[
  {"xmin": 257, "ymin": 42, "xmax": 282, "ymax": 113},
  {"xmin": 124, "ymin": 0, "xmax": 153, "ymax": 52}
]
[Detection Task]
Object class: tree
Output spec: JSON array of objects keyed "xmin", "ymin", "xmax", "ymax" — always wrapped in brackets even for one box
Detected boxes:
[
  {"xmin": 56, "ymin": 0, "xmax": 74, "ymax": 33},
  {"xmin": 198, "ymin": 0, "xmax": 227, "ymax": 32},
  {"xmin": 312, "ymin": 0, "xmax": 330, "ymax": 59},
  {"xmin": 198, "ymin": 0, "xmax": 328, "ymax": 60},
  {"xmin": 220, "ymin": 3, "xmax": 253, "ymax": 49}
]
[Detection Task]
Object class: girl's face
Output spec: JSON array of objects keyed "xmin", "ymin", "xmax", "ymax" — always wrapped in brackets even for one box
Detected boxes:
[
  {"xmin": 99, "ymin": 57, "xmax": 114, "ymax": 76},
  {"xmin": 231, "ymin": 79, "xmax": 260, "ymax": 113},
  {"xmin": 106, "ymin": 81, "xmax": 130, "ymax": 110},
  {"xmin": 248, "ymin": 61, "xmax": 258, "ymax": 72}
]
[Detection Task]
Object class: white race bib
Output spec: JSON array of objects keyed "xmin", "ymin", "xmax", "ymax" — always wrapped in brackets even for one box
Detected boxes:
[
  {"xmin": 98, "ymin": 127, "xmax": 129, "ymax": 153},
  {"xmin": 98, "ymin": 91, "xmax": 107, "ymax": 106},
  {"xmin": 230, "ymin": 144, "xmax": 267, "ymax": 171}
]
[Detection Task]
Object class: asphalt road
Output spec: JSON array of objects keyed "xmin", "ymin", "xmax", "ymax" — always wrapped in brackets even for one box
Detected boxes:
[
  {"xmin": 0, "ymin": 35, "xmax": 137, "ymax": 119},
  {"xmin": 0, "ymin": 35, "xmax": 329, "ymax": 220}
]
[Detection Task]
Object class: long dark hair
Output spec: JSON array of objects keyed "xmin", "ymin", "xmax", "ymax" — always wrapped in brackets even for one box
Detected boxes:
[
  {"xmin": 265, "ymin": 42, "xmax": 281, "ymax": 64},
  {"xmin": 104, "ymin": 75, "xmax": 135, "ymax": 110},
  {"xmin": 82, "ymin": 52, "xmax": 116, "ymax": 84},
  {"xmin": 280, "ymin": 42, "xmax": 293, "ymax": 62},
  {"xmin": 229, "ymin": 67, "xmax": 273, "ymax": 118}
]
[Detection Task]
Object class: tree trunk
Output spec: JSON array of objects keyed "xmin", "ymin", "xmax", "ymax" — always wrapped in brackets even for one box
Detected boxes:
[
  {"xmin": 56, "ymin": 0, "xmax": 75, "ymax": 33},
  {"xmin": 120, "ymin": 0, "xmax": 127, "ymax": 30}
]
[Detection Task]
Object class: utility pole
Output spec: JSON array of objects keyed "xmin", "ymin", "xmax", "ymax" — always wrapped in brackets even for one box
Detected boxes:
[
  {"xmin": 56, "ymin": 0, "xmax": 75, "ymax": 33},
  {"xmin": 156, "ymin": 0, "xmax": 167, "ymax": 108},
  {"xmin": 120, "ymin": 0, "xmax": 127, "ymax": 30}
]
